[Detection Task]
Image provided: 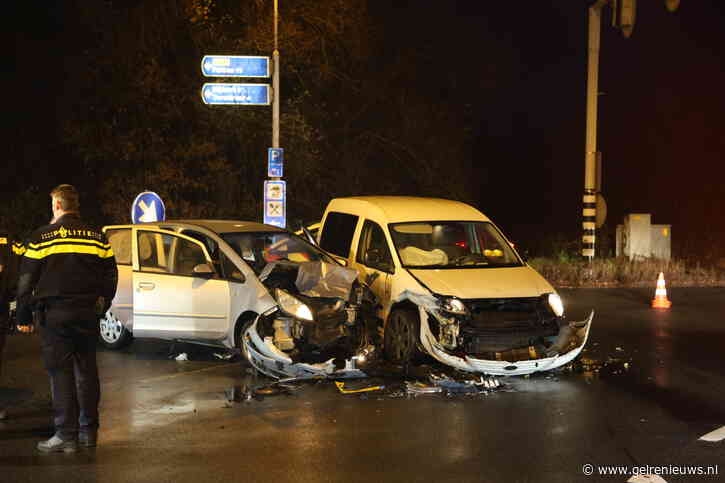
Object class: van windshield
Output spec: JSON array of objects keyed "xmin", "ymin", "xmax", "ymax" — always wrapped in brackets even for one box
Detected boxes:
[{"xmin": 389, "ymin": 221, "xmax": 522, "ymax": 269}]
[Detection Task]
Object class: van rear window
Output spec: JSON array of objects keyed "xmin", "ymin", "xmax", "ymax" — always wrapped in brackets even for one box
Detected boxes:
[{"xmin": 319, "ymin": 212, "xmax": 359, "ymax": 258}]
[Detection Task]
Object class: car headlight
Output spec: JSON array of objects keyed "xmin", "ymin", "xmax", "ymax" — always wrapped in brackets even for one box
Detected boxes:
[
  {"xmin": 275, "ymin": 289, "xmax": 314, "ymax": 321},
  {"xmin": 440, "ymin": 297, "xmax": 467, "ymax": 315},
  {"xmin": 547, "ymin": 293, "xmax": 565, "ymax": 317}
]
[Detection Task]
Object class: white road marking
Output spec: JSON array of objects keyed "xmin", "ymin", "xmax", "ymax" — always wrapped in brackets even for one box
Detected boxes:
[
  {"xmin": 628, "ymin": 475, "xmax": 667, "ymax": 483},
  {"xmin": 699, "ymin": 425, "xmax": 725, "ymax": 442}
]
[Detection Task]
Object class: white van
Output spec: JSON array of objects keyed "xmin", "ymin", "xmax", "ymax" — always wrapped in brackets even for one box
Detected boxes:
[{"xmin": 314, "ymin": 196, "xmax": 593, "ymax": 376}]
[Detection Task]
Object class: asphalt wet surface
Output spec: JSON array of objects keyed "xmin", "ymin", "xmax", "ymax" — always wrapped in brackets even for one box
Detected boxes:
[{"xmin": 0, "ymin": 288, "xmax": 723, "ymax": 482}]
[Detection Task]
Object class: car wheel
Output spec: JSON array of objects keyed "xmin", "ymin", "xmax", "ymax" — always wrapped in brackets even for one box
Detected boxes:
[
  {"xmin": 384, "ymin": 309, "xmax": 421, "ymax": 364},
  {"xmin": 99, "ymin": 311, "xmax": 132, "ymax": 349}
]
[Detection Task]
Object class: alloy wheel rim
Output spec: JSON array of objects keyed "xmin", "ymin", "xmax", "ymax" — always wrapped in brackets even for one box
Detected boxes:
[{"xmin": 100, "ymin": 314, "xmax": 122, "ymax": 343}]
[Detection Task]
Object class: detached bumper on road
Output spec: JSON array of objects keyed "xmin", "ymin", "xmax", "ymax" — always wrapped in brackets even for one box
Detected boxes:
[{"xmin": 419, "ymin": 308, "xmax": 595, "ymax": 376}]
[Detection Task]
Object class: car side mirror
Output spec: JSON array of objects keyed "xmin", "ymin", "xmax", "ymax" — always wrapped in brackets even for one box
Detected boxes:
[
  {"xmin": 364, "ymin": 249, "xmax": 382, "ymax": 266},
  {"xmin": 193, "ymin": 263, "xmax": 215, "ymax": 278},
  {"xmin": 365, "ymin": 249, "xmax": 394, "ymax": 273}
]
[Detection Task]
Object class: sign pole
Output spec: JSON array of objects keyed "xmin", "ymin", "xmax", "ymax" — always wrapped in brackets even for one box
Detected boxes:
[
  {"xmin": 272, "ymin": 0, "xmax": 280, "ymax": 152},
  {"xmin": 265, "ymin": 0, "xmax": 286, "ymax": 228}
]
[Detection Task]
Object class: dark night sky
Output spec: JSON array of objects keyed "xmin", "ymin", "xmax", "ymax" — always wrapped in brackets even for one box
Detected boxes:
[
  {"xmin": 386, "ymin": 1, "xmax": 725, "ymax": 249},
  {"xmin": 7, "ymin": 1, "xmax": 725, "ymax": 253}
]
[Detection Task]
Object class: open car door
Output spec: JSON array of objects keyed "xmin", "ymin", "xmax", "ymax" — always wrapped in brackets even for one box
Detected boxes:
[{"xmin": 131, "ymin": 227, "xmax": 231, "ymax": 342}]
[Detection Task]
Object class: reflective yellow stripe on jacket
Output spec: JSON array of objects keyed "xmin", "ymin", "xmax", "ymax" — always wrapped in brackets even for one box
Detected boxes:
[
  {"xmin": 12, "ymin": 242, "xmax": 26, "ymax": 255},
  {"xmin": 24, "ymin": 238, "xmax": 114, "ymax": 260}
]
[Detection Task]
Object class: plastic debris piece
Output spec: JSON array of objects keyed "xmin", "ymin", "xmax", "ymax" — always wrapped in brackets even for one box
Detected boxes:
[
  {"xmin": 627, "ymin": 475, "xmax": 668, "ymax": 483},
  {"xmin": 405, "ymin": 382, "xmax": 442, "ymax": 394},
  {"xmin": 335, "ymin": 381, "xmax": 384, "ymax": 394},
  {"xmin": 174, "ymin": 353, "xmax": 188, "ymax": 361},
  {"xmin": 255, "ymin": 386, "xmax": 281, "ymax": 396},
  {"xmin": 699, "ymin": 425, "xmax": 725, "ymax": 442},
  {"xmin": 214, "ymin": 352, "xmax": 233, "ymax": 360}
]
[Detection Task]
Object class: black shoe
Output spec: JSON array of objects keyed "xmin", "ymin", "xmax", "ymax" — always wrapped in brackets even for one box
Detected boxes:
[
  {"xmin": 79, "ymin": 431, "xmax": 97, "ymax": 448},
  {"xmin": 37, "ymin": 435, "xmax": 78, "ymax": 453}
]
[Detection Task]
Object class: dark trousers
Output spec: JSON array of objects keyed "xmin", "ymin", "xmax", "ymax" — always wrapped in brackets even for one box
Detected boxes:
[{"xmin": 40, "ymin": 316, "xmax": 100, "ymax": 440}]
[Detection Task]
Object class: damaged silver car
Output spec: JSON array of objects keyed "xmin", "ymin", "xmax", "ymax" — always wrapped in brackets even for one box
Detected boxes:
[{"xmin": 102, "ymin": 220, "xmax": 380, "ymax": 378}]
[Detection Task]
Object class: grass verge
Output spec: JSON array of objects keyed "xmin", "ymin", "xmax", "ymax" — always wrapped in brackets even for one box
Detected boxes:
[{"xmin": 528, "ymin": 257, "xmax": 725, "ymax": 288}]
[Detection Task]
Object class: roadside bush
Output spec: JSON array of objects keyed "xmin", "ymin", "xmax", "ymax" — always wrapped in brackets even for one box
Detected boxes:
[{"xmin": 528, "ymin": 256, "xmax": 724, "ymax": 287}]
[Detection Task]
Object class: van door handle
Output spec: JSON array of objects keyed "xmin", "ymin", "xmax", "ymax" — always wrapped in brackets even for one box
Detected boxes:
[{"xmin": 137, "ymin": 282, "xmax": 155, "ymax": 291}]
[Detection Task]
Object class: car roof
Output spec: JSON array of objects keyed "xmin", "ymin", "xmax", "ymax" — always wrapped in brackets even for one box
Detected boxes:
[
  {"xmin": 328, "ymin": 196, "xmax": 490, "ymax": 223},
  {"xmin": 107, "ymin": 220, "xmax": 287, "ymax": 234}
]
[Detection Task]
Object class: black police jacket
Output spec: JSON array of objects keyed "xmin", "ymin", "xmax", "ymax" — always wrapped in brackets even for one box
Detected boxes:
[{"xmin": 16, "ymin": 213, "xmax": 118, "ymax": 324}]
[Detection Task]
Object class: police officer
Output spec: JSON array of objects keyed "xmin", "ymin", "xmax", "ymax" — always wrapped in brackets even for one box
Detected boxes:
[
  {"xmin": 17, "ymin": 184, "xmax": 118, "ymax": 452},
  {"xmin": 0, "ymin": 230, "xmax": 24, "ymax": 420}
]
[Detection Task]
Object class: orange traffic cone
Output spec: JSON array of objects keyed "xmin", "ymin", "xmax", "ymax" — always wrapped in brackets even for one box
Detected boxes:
[{"xmin": 651, "ymin": 272, "xmax": 672, "ymax": 309}]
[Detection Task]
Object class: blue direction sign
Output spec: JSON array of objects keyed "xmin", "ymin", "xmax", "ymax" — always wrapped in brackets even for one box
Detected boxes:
[
  {"xmin": 201, "ymin": 55, "xmax": 270, "ymax": 78},
  {"xmin": 201, "ymin": 83, "xmax": 270, "ymax": 105},
  {"xmin": 263, "ymin": 180, "xmax": 286, "ymax": 228},
  {"xmin": 268, "ymin": 148, "xmax": 284, "ymax": 178},
  {"xmin": 132, "ymin": 191, "xmax": 166, "ymax": 224}
]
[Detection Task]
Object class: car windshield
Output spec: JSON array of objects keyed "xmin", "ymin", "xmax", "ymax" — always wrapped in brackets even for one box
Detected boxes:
[
  {"xmin": 389, "ymin": 221, "xmax": 522, "ymax": 269},
  {"xmin": 221, "ymin": 231, "xmax": 335, "ymax": 275}
]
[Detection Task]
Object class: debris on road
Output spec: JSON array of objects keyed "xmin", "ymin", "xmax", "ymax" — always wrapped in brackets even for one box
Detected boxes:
[
  {"xmin": 699, "ymin": 425, "xmax": 725, "ymax": 442},
  {"xmin": 174, "ymin": 353, "xmax": 188, "ymax": 361},
  {"xmin": 627, "ymin": 475, "xmax": 668, "ymax": 483},
  {"xmin": 335, "ymin": 381, "xmax": 385, "ymax": 394},
  {"xmin": 565, "ymin": 353, "xmax": 632, "ymax": 378},
  {"xmin": 405, "ymin": 382, "xmax": 442, "ymax": 395}
]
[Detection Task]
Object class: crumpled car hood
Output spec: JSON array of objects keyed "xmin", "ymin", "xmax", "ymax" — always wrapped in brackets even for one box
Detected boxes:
[{"xmin": 408, "ymin": 265, "xmax": 553, "ymax": 299}]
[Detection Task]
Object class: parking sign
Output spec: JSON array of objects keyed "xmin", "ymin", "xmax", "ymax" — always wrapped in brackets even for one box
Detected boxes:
[{"xmin": 268, "ymin": 148, "xmax": 284, "ymax": 178}]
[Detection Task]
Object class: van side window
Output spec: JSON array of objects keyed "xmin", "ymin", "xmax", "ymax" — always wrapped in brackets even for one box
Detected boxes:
[
  {"xmin": 356, "ymin": 220, "xmax": 393, "ymax": 273},
  {"xmin": 319, "ymin": 212, "xmax": 359, "ymax": 258}
]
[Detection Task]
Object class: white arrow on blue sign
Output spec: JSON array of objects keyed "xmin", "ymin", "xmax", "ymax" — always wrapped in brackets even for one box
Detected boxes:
[
  {"xmin": 268, "ymin": 148, "xmax": 284, "ymax": 178},
  {"xmin": 131, "ymin": 191, "xmax": 166, "ymax": 224},
  {"xmin": 201, "ymin": 55, "xmax": 270, "ymax": 78},
  {"xmin": 201, "ymin": 83, "xmax": 270, "ymax": 105}
]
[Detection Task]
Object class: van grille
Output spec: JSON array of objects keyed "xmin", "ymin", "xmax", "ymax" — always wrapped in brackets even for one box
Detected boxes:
[{"xmin": 461, "ymin": 297, "xmax": 558, "ymax": 353}]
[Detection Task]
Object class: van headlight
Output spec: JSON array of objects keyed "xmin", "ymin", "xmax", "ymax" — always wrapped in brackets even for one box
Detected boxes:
[
  {"xmin": 440, "ymin": 297, "xmax": 468, "ymax": 315},
  {"xmin": 275, "ymin": 289, "xmax": 314, "ymax": 321},
  {"xmin": 547, "ymin": 293, "xmax": 565, "ymax": 317}
]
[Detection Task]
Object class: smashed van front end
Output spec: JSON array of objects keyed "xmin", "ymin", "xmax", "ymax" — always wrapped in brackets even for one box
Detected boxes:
[
  {"xmin": 399, "ymin": 289, "xmax": 593, "ymax": 376},
  {"xmin": 389, "ymin": 220, "xmax": 593, "ymax": 376}
]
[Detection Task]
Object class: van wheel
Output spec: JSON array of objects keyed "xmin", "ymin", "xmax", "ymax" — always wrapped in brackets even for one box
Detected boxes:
[
  {"xmin": 99, "ymin": 311, "xmax": 132, "ymax": 349},
  {"xmin": 384, "ymin": 309, "xmax": 421, "ymax": 364}
]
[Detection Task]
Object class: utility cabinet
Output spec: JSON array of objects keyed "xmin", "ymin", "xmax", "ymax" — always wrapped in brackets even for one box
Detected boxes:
[{"xmin": 616, "ymin": 214, "xmax": 671, "ymax": 260}]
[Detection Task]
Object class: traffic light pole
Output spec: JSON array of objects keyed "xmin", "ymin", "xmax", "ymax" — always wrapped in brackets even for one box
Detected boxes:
[{"xmin": 582, "ymin": 1, "xmax": 607, "ymax": 259}]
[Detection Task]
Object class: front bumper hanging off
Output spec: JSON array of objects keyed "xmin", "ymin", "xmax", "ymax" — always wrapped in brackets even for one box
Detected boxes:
[
  {"xmin": 418, "ymin": 307, "xmax": 595, "ymax": 376},
  {"xmin": 242, "ymin": 318, "xmax": 367, "ymax": 380}
]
